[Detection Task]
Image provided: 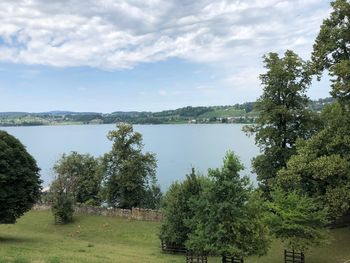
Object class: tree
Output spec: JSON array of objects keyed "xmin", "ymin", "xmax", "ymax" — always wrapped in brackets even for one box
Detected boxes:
[
  {"xmin": 143, "ymin": 183, "xmax": 162, "ymax": 209},
  {"xmin": 265, "ymin": 188, "xmax": 328, "ymax": 252},
  {"xmin": 244, "ymin": 50, "xmax": 319, "ymax": 194},
  {"xmin": 277, "ymin": 103, "xmax": 350, "ymax": 218},
  {"xmin": 51, "ymin": 152, "xmax": 102, "ymax": 205},
  {"xmin": 51, "ymin": 175, "xmax": 74, "ymax": 224},
  {"xmin": 0, "ymin": 130, "xmax": 42, "ymax": 224},
  {"xmin": 159, "ymin": 168, "xmax": 207, "ymax": 247},
  {"xmin": 102, "ymin": 123, "xmax": 159, "ymax": 209},
  {"xmin": 312, "ymin": 0, "xmax": 350, "ymax": 103},
  {"xmin": 186, "ymin": 152, "xmax": 270, "ymax": 257},
  {"xmin": 277, "ymin": 0, "xmax": 350, "ymax": 219}
]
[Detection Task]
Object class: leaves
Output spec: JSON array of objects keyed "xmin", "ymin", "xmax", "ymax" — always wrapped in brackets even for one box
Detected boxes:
[
  {"xmin": 277, "ymin": 101, "xmax": 350, "ymax": 218},
  {"xmin": 50, "ymin": 152, "xmax": 102, "ymax": 205},
  {"xmin": 186, "ymin": 152, "xmax": 270, "ymax": 257},
  {"xmin": 0, "ymin": 130, "xmax": 42, "ymax": 224},
  {"xmin": 102, "ymin": 123, "xmax": 159, "ymax": 209},
  {"xmin": 265, "ymin": 188, "xmax": 329, "ymax": 252},
  {"xmin": 159, "ymin": 168, "xmax": 207, "ymax": 247},
  {"xmin": 246, "ymin": 50, "xmax": 319, "ymax": 194},
  {"xmin": 312, "ymin": 0, "xmax": 350, "ymax": 103}
]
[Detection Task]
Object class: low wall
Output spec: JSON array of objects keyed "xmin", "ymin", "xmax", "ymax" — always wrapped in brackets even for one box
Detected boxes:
[{"xmin": 33, "ymin": 204, "xmax": 163, "ymax": 222}]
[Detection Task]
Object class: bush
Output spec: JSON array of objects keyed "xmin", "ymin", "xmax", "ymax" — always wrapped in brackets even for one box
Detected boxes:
[{"xmin": 52, "ymin": 191, "xmax": 74, "ymax": 224}]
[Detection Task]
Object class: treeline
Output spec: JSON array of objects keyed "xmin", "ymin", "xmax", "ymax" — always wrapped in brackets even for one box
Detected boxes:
[{"xmin": 0, "ymin": 98, "xmax": 334, "ymax": 126}]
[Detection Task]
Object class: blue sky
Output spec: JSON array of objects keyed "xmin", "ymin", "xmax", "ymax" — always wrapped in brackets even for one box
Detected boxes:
[{"xmin": 0, "ymin": 0, "xmax": 332, "ymax": 112}]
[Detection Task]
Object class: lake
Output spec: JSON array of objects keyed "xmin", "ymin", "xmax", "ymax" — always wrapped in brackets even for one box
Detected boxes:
[{"xmin": 2, "ymin": 124, "xmax": 259, "ymax": 189}]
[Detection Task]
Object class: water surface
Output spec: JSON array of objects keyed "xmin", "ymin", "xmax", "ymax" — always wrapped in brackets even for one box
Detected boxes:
[{"xmin": 2, "ymin": 124, "xmax": 259, "ymax": 189}]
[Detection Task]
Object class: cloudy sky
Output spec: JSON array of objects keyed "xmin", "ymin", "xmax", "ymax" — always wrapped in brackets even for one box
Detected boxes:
[{"xmin": 0, "ymin": 0, "xmax": 332, "ymax": 112}]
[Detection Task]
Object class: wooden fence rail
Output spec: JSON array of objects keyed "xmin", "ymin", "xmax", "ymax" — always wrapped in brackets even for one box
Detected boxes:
[
  {"xmin": 222, "ymin": 255, "xmax": 244, "ymax": 263},
  {"xmin": 186, "ymin": 252, "xmax": 208, "ymax": 263},
  {"xmin": 160, "ymin": 240, "xmax": 187, "ymax": 254},
  {"xmin": 284, "ymin": 250, "xmax": 305, "ymax": 263}
]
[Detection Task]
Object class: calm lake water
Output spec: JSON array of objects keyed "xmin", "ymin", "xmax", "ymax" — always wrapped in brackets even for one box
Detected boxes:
[{"xmin": 2, "ymin": 124, "xmax": 259, "ymax": 189}]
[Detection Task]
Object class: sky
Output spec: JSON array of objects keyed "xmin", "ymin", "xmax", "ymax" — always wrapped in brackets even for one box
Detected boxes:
[{"xmin": 0, "ymin": 0, "xmax": 333, "ymax": 113}]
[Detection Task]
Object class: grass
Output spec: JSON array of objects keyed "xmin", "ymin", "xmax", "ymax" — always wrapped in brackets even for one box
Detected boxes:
[{"xmin": 0, "ymin": 211, "xmax": 349, "ymax": 263}]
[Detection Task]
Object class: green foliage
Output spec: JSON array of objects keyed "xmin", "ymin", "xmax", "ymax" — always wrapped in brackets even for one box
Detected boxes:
[
  {"xmin": 0, "ymin": 130, "xmax": 42, "ymax": 224},
  {"xmin": 51, "ymin": 152, "xmax": 102, "ymax": 205},
  {"xmin": 270, "ymin": 0, "xmax": 350, "ymax": 224},
  {"xmin": 142, "ymin": 183, "xmax": 163, "ymax": 209},
  {"xmin": 245, "ymin": 50, "xmax": 319, "ymax": 194},
  {"xmin": 51, "ymin": 170, "xmax": 75, "ymax": 224},
  {"xmin": 277, "ymin": 102, "xmax": 350, "ymax": 218},
  {"xmin": 312, "ymin": 0, "xmax": 350, "ymax": 102},
  {"xmin": 153, "ymin": 106, "xmax": 214, "ymax": 118},
  {"xmin": 159, "ymin": 168, "xmax": 207, "ymax": 247},
  {"xmin": 281, "ymin": 0, "xmax": 350, "ymax": 220},
  {"xmin": 187, "ymin": 152, "xmax": 270, "ymax": 257},
  {"xmin": 51, "ymin": 191, "xmax": 74, "ymax": 225},
  {"xmin": 265, "ymin": 188, "xmax": 329, "ymax": 252},
  {"xmin": 102, "ymin": 123, "xmax": 159, "ymax": 209}
]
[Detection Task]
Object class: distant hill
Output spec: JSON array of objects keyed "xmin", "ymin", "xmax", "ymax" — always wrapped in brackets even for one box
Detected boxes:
[
  {"xmin": 0, "ymin": 97, "xmax": 335, "ymax": 127},
  {"xmin": 0, "ymin": 112, "xmax": 29, "ymax": 117}
]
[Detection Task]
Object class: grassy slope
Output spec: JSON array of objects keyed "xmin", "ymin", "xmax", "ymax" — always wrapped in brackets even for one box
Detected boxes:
[{"xmin": 0, "ymin": 211, "xmax": 349, "ymax": 263}]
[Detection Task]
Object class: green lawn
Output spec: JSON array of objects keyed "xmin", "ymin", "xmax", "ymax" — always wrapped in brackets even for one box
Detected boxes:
[{"xmin": 0, "ymin": 211, "xmax": 349, "ymax": 263}]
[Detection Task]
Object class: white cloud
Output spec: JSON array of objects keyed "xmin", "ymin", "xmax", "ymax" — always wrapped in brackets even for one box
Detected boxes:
[{"xmin": 0, "ymin": 0, "xmax": 331, "ymax": 71}]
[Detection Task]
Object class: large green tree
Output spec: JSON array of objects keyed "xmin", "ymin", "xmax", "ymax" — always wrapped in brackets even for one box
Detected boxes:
[
  {"xmin": 159, "ymin": 168, "xmax": 207, "ymax": 248},
  {"xmin": 312, "ymin": 0, "xmax": 350, "ymax": 103},
  {"xmin": 277, "ymin": 102, "xmax": 350, "ymax": 218},
  {"xmin": 102, "ymin": 123, "xmax": 160, "ymax": 209},
  {"xmin": 51, "ymin": 152, "xmax": 102, "ymax": 205},
  {"xmin": 265, "ymin": 188, "xmax": 329, "ymax": 252},
  {"xmin": 277, "ymin": 0, "xmax": 350, "ymax": 219},
  {"xmin": 0, "ymin": 130, "xmax": 42, "ymax": 224},
  {"xmin": 186, "ymin": 152, "xmax": 270, "ymax": 257},
  {"xmin": 245, "ymin": 50, "xmax": 319, "ymax": 194}
]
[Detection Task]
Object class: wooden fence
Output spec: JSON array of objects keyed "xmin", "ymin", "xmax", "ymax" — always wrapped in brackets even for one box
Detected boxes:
[
  {"xmin": 284, "ymin": 250, "xmax": 305, "ymax": 263},
  {"xmin": 186, "ymin": 252, "xmax": 208, "ymax": 263},
  {"xmin": 222, "ymin": 255, "xmax": 244, "ymax": 263},
  {"xmin": 160, "ymin": 240, "xmax": 187, "ymax": 254}
]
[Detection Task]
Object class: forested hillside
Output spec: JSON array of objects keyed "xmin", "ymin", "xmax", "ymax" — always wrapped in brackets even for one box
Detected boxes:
[{"xmin": 0, "ymin": 98, "xmax": 334, "ymax": 126}]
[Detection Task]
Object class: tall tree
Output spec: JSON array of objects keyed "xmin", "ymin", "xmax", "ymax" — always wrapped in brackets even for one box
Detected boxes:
[
  {"xmin": 0, "ymin": 130, "xmax": 42, "ymax": 224},
  {"xmin": 159, "ymin": 168, "xmax": 207, "ymax": 248},
  {"xmin": 312, "ymin": 0, "xmax": 350, "ymax": 103},
  {"xmin": 277, "ymin": 102, "xmax": 350, "ymax": 218},
  {"xmin": 51, "ymin": 175, "xmax": 75, "ymax": 224},
  {"xmin": 102, "ymin": 123, "xmax": 159, "ymax": 209},
  {"xmin": 186, "ymin": 152, "xmax": 270, "ymax": 258},
  {"xmin": 245, "ymin": 50, "xmax": 318, "ymax": 194},
  {"xmin": 51, "ymin": 152, "xmax": 102, "ymax": 205},
  {"xmin": 278, "ymin": 0, "xmax": 350, "ymax": 219}
]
